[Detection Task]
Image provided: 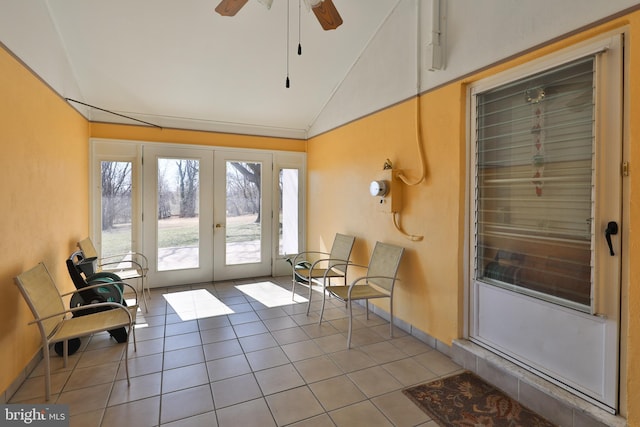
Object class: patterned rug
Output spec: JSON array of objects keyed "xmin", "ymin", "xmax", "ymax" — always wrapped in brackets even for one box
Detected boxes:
[{"xmin": 403, "ymin": 371, "xmax": 557, "ymax": 427}]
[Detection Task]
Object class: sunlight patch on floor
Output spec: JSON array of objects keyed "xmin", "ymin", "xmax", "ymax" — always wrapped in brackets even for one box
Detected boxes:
[
  {"xmin": 235, "ymin": 281, "xmax": 308, "ymax": 307},
  {"xmin": 163, "ymin": 289, "xmax": 234, "ymax": 320}
]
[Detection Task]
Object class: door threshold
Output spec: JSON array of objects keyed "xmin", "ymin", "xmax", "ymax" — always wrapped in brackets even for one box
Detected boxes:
[{"xmin": 451, "ymin": 339, "xmax": 627, "ymax": 427}]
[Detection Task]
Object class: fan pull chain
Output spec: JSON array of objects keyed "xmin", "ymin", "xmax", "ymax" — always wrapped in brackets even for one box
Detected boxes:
[
  {"xmin": 298, "ymin": 0, "xmax": 302, "ymax": 55},
  {"xmin": 285, "ymin": 0, "xmax": 290, "ymax": 88}
]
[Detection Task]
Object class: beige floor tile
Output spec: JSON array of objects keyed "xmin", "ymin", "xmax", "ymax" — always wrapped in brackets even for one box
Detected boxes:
[
  {"xmin": 281, "ymin": 339, "xmax": 324, "ymax": 362},
  {"xmin": 288, "ymin": 413, "xmax": 336, "ymax": 427},
  {"xmin": 69, "ymin": 408, "xmax": 103, "ymax": 427},
  {"xmin": 58, "ymin": 383, "xmax": 112, "ymax": 416},
  {"xmin": 371, "ymin": 390, "xmax": 432, "ymax": 427},
  {"xmin": 9, "ymin": 370, "xmax": 71, "ymax": 402},
  {"xmin": 266, "ymin": 386, "xmax": 325, "ymax": 425},
  {"xmin": 76, "ymin": 344, "xmax": 125, "ymax": 369},
  {"xmin": 165, "ymin": 320, "xmax": 199, "ymax": 336},
  {"xmin": 203, "ymin": 338, "xmax": 243, "ymax": 361},
  {"xmin": 162, "ymin": 363, "xmax": 209, "ymax": 394},
  {"xmin": 197, "ymin": 315, "xmax": 231, "ymax": 331},
  {"xmin": 163, "ymin": 346, "xmax": 205, "ymax": 370},
  {"xmin": 245, "ymin": 347, "xmax": 290, "ymax": 371},
  {"xmin": 294, "ymin": 355, "xmax": 343, "ymax": 384},
  {"xmin": 200, "ymin": 326, "xmax": 237, "ymax": 345},
  {"xmin": 102, "ymin": 396, "xmax": 160, "ymax": 427},
  {"xmin": 256, "ymin": 306, "xmax": 289, "ymax": 320},
  {"xmin": 216, "ymin": 398, "xmax": 276, "ymax": 427},
  {"xmin": 313, "ymin": 333, "xmax": 349, "ymax": 354},
  {"xmin": 232, "ymin": 320, "xmax": 269, "ymax": 338},
  {"xmin": 206, "ymin": 354, "xmax": 252, "ymax": 382},
  {"xmin": 108, "ymin": 372, "xmax": 162, "ymax": 406},
  {"xmin": 329, "ymin": 400, "xmax": 393, "ymax": 427},
  {"xmin": 254, "ymin": 364, "xmax": 305, "ymax": 395},
  {"xmin": 328, "ymin": 348, "xmax": 377, "ymax": 373},
  {"xmin": 129, "ymin": 337, "xmax": 165, "ymax": 358},
  {"xmin": 160, "ymin": 384, "xmax": 214, "ymax": 425},
  {"xmin": 271, "ymin": 326, "xmax": 310, "ymax": 345},
  {"xmin": 64, "ymin": 362, "xmax": 119, "ymax": 391},
  {"xmin": 359, "ymin": 341, "xmax": 409, "ymax": 364},
  {"xmin": 161, "ymin": 411, "xmax": 218, "ymax": 427},
  {"xmin": 8, "ymin": 278, "xmax": 462, "ymax": 427},
  {"xmin": 116, "ymin": 353, "xmax": 163, "ymax": 380},
  {"xmin": 382, "ymin": 358, "xmax": 438, "ymax": 387},
  {"xmin": 164, "ymin": 332, "xmax": 202, "ymax": 352},
  {"xmin": 390, "ymin": 335, "xmax": 432, "ymax": 356},
  {"xmin": 348, "ymin": 366, "xmax": 403, "ymax": 397},
  {"xmin": 238, "ymin": 332, "xmax": 279, "ymax": 353},
  {"xmin": 309, "ymin": 375, "xmax": 366, "ymax": 411},
  {"xmin": 411, "ymin": 349, "xmax": 462, "ymax": 376},
  {"xmin": 211, "ymin": 373, "xmax": 263, "ymax": 409},
  {"xmin": 264, "ymin": 313, "xmax": 301, "ymax": 329}
]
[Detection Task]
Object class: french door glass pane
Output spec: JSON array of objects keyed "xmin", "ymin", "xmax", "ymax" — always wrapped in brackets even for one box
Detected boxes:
[
  {"xmin": 474, "ymin": 56, "xmax": 595, "ymax": 310},
  {"xmin": 101, "ymin": 161, "xmax": 132, "ymax": 259},
  {"xmin": 226, "ymin": 161, "xmax": 261, "ymax": 265},
  {"xmin": 279, "ymin": 168, "xmax": 299, "ymax": 256},
  {"xmin": 157, "ymin": 158, "xmax": 200, "ymax": 271}
]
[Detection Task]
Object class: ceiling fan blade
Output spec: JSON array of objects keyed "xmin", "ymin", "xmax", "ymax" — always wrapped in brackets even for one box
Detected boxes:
[
  {"xmin": 311, "ymin": 0, "xmax": 343, "ymax": 30},
  {"xmin": 215, "ymin": 0, "xmax": 249, "ymax": 16}
]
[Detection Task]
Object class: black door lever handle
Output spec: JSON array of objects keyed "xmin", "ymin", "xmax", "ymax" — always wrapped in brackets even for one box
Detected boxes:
[{"xmin": 605, "ymin": 221, "xmax": 618, "ymax": 256}]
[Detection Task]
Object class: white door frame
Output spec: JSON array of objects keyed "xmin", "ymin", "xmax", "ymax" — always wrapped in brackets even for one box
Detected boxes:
[
  {"xmin": 90, "ymin": 139, "xmax": 306, "ymax": 285},
  {"xmin": 466, "ymin": 31, "xmax": 624, "ymax": 412}
]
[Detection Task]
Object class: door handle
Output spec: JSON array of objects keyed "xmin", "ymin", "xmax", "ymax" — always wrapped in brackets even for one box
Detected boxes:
[
  {"xmin": 215, "ymin": 223, "xmax": 225, "ymax": 229},
  {"xmin": 605, "ymin": 221, "xmax": 618, "ymax": 256}
]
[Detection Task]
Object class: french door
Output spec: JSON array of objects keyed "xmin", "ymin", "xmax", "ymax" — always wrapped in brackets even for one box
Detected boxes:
[
  {"xmin": 468, "ymin": 33, "xmax": 623, "ymax": 411},
  {"xmin": 142, "ymin": 146, "xmax": 214, "ymax": 287},
  {"xmin": 213, "ymin": 151, "xmax": 273, "ymax": 280}
]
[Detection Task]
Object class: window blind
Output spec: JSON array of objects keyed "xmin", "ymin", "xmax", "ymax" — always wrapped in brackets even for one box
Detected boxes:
[{"xmin": 474, "ymin": 56, "xmax": 595, "ymax": 310}]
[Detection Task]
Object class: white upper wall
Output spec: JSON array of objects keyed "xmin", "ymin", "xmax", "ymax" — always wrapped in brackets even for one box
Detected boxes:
[
  {"xmin": 0, "ymin": 1, "xmax": 85, "ymax": 112},
  {"xmin": 309, "ymin": 0, "xmax": 639, "ymax": 137}
]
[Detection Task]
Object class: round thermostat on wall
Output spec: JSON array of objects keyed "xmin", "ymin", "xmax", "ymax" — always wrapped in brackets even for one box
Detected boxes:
[{"xmin": 369, "ymin": 180, "xmax": 388, "ymax": 197}]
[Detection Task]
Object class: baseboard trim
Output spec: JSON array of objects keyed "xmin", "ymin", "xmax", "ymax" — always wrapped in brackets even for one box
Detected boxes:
[{"xmin": 452, "ymin": 339, "xmax": 627, "ymax": 427}]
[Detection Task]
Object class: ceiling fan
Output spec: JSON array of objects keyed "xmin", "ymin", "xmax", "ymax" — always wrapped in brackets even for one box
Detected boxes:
[{"xmin": 215, "ymin": 0, "xmax": 343, "ymax": 30}]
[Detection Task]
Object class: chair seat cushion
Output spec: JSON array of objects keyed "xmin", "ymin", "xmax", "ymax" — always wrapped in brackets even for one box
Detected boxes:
[
  {"xmin": 295, "ymin": 268, "xmax": 344, "ymax": 280},
  {"xmin": 328, "ymin": 285, "xmax": 388, "ymax": 301}
]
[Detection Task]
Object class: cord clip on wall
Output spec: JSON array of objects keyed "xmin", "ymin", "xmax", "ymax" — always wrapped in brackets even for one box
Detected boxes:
[{"xmin": 370, "ymin": 161, "xmax": 423, "ymax": 241}]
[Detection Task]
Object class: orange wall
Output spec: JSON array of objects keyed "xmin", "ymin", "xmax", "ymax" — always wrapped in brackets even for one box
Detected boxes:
[
  {"xmin": 0, "ymin": 48, "xmax": 91, "ymax": 395},
  {"xmin": 90, "ymin": 122, "xmax": 306, "ymax": 152},
  {"xmin": 307, "ymin": 14, "xmax": 640, "ymax": 423}
]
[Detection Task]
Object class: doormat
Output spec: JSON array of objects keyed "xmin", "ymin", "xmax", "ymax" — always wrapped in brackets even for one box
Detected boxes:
[{"xmin": 402, "ymin": 371, "xmax": 557, "ymax": 427}]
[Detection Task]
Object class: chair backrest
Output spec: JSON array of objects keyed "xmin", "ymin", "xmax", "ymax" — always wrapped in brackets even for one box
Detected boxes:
[
  {"xmin": 366, "ymin": 242, "xmax": 405, "ymax": 293},
  {"xmin": 14, "ymin": 263, "xmax": 66, "ymax": 339},
  {"xmin": 328, "ymin": 233, "xmax": 356, "ymax": 272},
  {"xmin": 78, "ymin": 237, "xmax": 99, "ymax": 259}
]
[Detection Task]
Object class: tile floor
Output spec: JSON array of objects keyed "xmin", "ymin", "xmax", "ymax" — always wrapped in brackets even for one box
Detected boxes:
[{"xmin": 9, "ymin": 276, "xmax": 464, "ymax": 426}]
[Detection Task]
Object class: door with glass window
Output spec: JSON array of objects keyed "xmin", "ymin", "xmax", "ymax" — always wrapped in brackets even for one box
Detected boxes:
[
  {"xmin": 469, "ymin": 35, "xmax": 623, "ymax": 411},
  {"xmin": 213, "ymin": 151, "xmax": 273, "ymax": 280},
  {"xmin": 143, "ymin": 146, "xmax": 214, "ymax": 286}
]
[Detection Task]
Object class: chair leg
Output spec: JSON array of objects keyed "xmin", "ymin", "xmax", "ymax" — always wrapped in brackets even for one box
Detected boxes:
[
  {"xmin": 140, "ymin": 276, "xmax": 149, "ymax": 313},
  {"xmin": 389, "ymin": 297, "xmax": 394, "ymax": 338},
  {"xmin": 347, "ymin": 299, "xmax": 353, "ymax": 349},
  {"xmin": 124, "ymin": 328, "xmax": 131, "ymax": 386},
  {"xmin": 291, "ymin": 274, "xmax": 297, "ymax": 300},
  {"xmin": 43, "ymin": 343, "xmax": 51, "ymax": 401},
  {"xmin": 318, "ymin": 287, "xmax": 327, "ymax": 325},
  {"xmin": 306, "ymin": 278, "xmax": 314, "ymax": 316}
]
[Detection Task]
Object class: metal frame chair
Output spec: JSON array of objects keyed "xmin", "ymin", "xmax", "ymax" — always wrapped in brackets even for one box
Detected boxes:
[
  {"xmin": 289, "ymin": 233, "xmax": 356, "ymax": 314},
  {"xmin": 14, "ymin": 262, "xmax": 138, "ymax": 401},
  {"xmin": 77, "ymin": 237, "xmax": 150, "ymax": 312},
  {"xmin": 320, "ymin": 241, "xmax": 404, "ymax": 348}
]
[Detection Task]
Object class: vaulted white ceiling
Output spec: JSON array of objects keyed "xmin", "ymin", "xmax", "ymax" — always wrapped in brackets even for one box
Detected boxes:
[{"xmin": 0, "ymin": 0, "xmax": 399, "ymax": 139}]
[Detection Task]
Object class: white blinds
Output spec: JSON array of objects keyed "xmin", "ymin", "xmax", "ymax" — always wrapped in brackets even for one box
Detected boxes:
[{"xmin": 474, "ymin": 56, "xmax": 595, "ymax": 310}]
